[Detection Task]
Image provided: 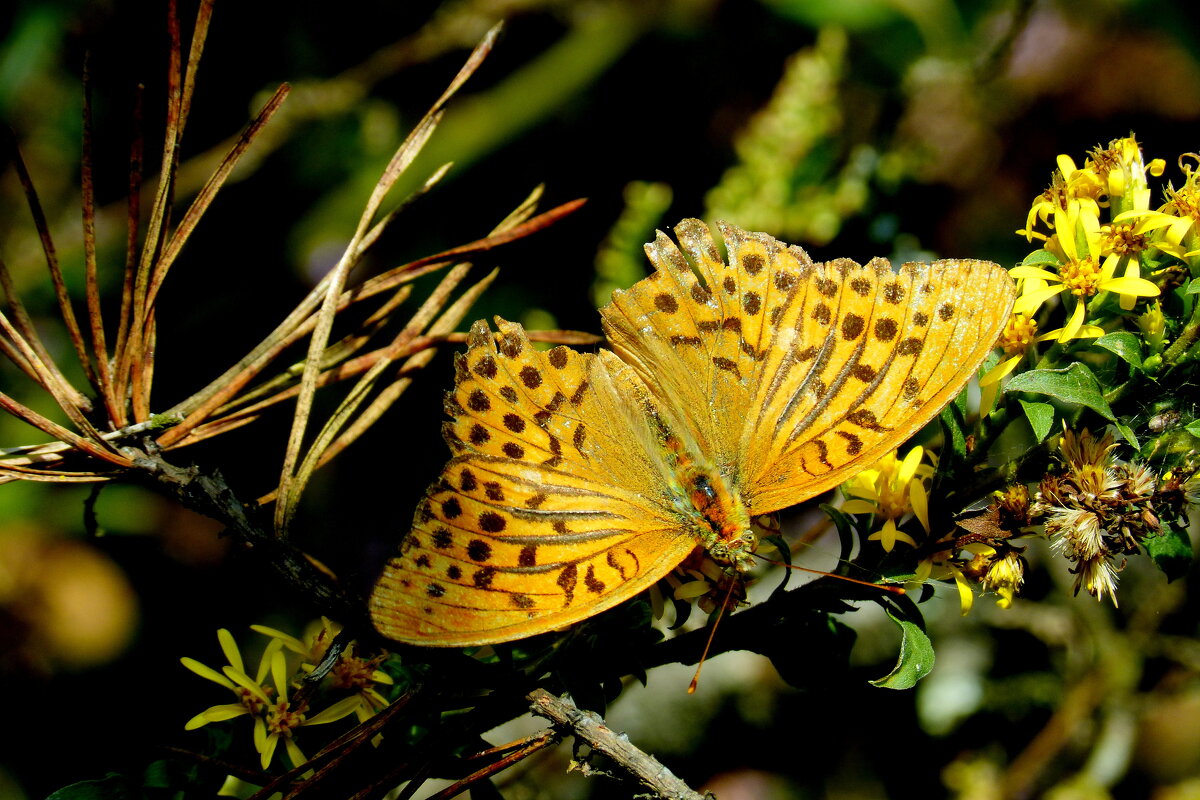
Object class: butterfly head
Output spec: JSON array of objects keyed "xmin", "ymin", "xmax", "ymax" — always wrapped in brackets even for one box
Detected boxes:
[{"xmin": 703, "ymin": 527, "xmax": 759, "ymax": 573}]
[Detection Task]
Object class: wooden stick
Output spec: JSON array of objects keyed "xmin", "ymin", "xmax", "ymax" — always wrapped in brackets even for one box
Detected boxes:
[{"xmin": 527, "ymin": 689, "xmax": 706, "ymax": 800}]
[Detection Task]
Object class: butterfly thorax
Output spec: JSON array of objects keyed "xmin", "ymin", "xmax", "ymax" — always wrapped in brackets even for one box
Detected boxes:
[{"xmin": 662, "ymin": 429, "xmax": 757, "ymax": 573}]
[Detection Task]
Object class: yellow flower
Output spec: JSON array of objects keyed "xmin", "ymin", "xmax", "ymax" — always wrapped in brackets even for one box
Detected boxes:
[
  {"xmin": 254, "ymin": 649, "xmax": 360, "ymax": 770},
  {"xmin": 979, "ymin": 309, "xmax": 1106, "ymax": 388},
  {"xmin": 1010, "ymin": 202, "xmax": 1159, "ymax": 339},
  {"xmin": 841, "ymin": 446, "xmax": 934, "ymax": 552},
  {"xmin": 181, "ymin": 629, "xmax": 282, "ymax": 731},
  {"xmin": 1021, "ymin": 154, "xmax": 1104, "ymax": 241},
  {"xmin": 1086, "ymin": 137, "xmax": 1164, "ymax": 211},
  {"xmin": 911, "ymin": 556, "xmax": 975, "ymax": 615},
  {"xmin": 183, "ymin": 625, "xmax": 370, "ymax": 770},
  {"xmin": 980, "ymin": 548, "xmax": 1025, "ymax": 609},
  {"xmin": 1158, "ymin": 154, "xmax": 1200, "ymax": 251},
  {"xmin": 254, "ymin": 618, "xmax": 393, "ymax": 724},
  {"xmin": 1086, "ymin": 138, "xmax": 1183, "ymax": 309},
  {"xmin": 979, "ymin": 274, "xmax": 1106, "ymax": 394}
]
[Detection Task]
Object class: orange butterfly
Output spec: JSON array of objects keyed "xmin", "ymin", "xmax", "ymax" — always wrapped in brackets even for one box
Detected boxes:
[{"xmin": 370, "ymin": 220, "xmax": 1015, "ymax": 646}]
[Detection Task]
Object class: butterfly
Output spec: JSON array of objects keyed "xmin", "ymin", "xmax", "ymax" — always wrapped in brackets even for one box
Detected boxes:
[{"xmin": 369, "ymin": 219, "xmax": 1016, "ymax": 646}]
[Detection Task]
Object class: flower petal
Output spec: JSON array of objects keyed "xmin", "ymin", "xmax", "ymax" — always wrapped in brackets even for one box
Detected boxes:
[
  {"xmin": 909, "ymin": 480, "xmax": 930, "ymax": 534},
  {"xmin": 250, "ymin": 624, "xmax": 308, "ymax": 656},
  {"xmin": 1168, "ymin": 215, "xmax": 1194, "ymax": 245},
  {"xmin": 217, "ymin": 629, "xmax": 244, "ymax": 675},
  {"xmin": 1102, "ymin": 276, "xmax": 1160, "ymax": 298},
  {"xmin": 259, "ymin": 732, "xmax": 279, "ymax": 770},
  {"xmin": 1078, "ymin": 206, "xmax": 1102, "ymax": 258},
  {"xmin": 950, "ymin": 566, "xmax": 975, "ymax": 616},
  {"xmin": 1036, "ymin": 324, "xmax": 1103, "ymax": 343},
  {"xmin": 271, "ymin": 649, "xmax": 290, "ymax": 701},
  {"xmin": 1058, "ymin": 301, "xmax": 1088, "ymax": 342},
  {"xmin": 840, "ymin": 499, "xmax": 879, "ymax": 515},
  {"xmin": 284, "ymin": 737, "xmax": 307, "ymax": 771},
  {"xmin": 305, "ymin": 696, "xmax": 362, "ymax": 726},
  {"xmin": 181, "ymin": 657, "xmax": 237, "ymax": 690},
  {"xmin": 1009, "ymin": 265, "xmax": 1059, "ymax": 282},
  {"xmin": 189, "ymin": 704, "xmax": 250, "ymax": 729},
  {"xmin": 979, "ymin": 354, "xmax": 1021, "ymax": 387},
  {"xmin": 1015, "ymin": 285, "xmax": 1065, "ymax": 315},
  {"xmin": 897, "ymin": 446, "xmax": 924, "ymax": 486}
]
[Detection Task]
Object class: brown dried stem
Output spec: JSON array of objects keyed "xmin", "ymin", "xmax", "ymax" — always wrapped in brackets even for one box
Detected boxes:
[
  {"xmin": 419, "ymin": 730, "xmax": 562, "ymax": 800},
  {"xmin": 126, "ymin": 0, "xmax": 187, "ymax": 421},
  {"xmin": 527, "ymin": 689, "xmax": 706, "ymax": 800},
  {"xmin": 273, "ymin": 23, "xmax": 504, "ymax": 536},
  {"xmin": 1, "ymin": 129, "xmax": 95, "ymax": 412},
  {"xmin": 81, "ymin": 53, "xmax": 116, "ymax": 420},
  {"xmin": 112, "ymin": 82, "xmax": 145, "ymax": 417}
]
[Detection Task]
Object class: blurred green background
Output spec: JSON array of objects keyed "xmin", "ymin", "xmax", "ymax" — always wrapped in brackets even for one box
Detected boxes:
[{"xmin": 2, "ymin": 1, "xmax": 1200, "ymax": 798}]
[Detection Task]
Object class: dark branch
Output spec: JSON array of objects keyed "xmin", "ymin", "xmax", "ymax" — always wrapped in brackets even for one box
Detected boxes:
[{"xmin": 527, "ymin": 689, "xmax": 708, "ymax": 800}]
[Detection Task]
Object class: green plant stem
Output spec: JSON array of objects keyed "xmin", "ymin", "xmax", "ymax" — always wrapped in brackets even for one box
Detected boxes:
[{"xmin": 1163, "ymin": 300, "xmax": 1200, "ymax": 367}]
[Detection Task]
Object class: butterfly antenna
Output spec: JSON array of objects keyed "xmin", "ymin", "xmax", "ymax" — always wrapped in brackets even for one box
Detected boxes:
[
  {"xmin": 688, "ymin": 578, "xmax": 739, "ymax": 694},
  {"xmin": 753, "ymin": 554, "xmax": 906, "ymax": 595}
]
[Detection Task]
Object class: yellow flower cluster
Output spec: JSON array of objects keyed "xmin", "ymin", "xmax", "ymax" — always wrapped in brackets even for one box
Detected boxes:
[
  {"xmin": 181, "ymin": 620, "xmax": 392, "ymax": 773},
  {"xmin": 983, "ymin": 136, "xmax": 1176, "ymax": 391}
]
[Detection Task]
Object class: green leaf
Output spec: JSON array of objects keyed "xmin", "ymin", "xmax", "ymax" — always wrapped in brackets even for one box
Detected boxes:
[
  {"xmin": 940, "ymin": 401, "xmax": 968, "ymax": 462},
  {"xmin": 1185, "ymin": 420, "xmax": 1200, "ymax": 439},
  {"xmin": 1115, "ymin": 422, "xmax": 1140, "ymax": 452},
  {"xmin": 986, "ymin": 412, "xmax": 1040, "ymax": 466},
  {"xmin": 1022, "ymin": 249, "xmax": 1062, "ymax": 267},
  {"xmin": 1145, "ymin": 522, "xmax": 1194, "ymax": 582},
  {"xmin": 822, "ymin": 504, "xmax": 858, "ymax": 564},
  {"xmin": 869, "ymin": 613, "xmax": 935, "ymax": 689},
  {"xmin": 1004, "ymin": 363, "xmax": 1116, "ymax": 420},
  {"xmin": 1186, "ymin": 277, "xmax": 1200, "ymax": 294},
  {"xmin": 1018, "ymin": 399, "xmax": 1056, "ymax": 443},
  {"xmin": 47, "ymin": 775, "xmax": 136, "ymax": 800},
  {"xmin": 1004, "ymin": 364, "xmax": 1139, "ymax": 448},
  {"xmin": 765, "ymin": 612, "xmax": 857, "ymax": 691},
  {"xmin": 1093, "ymin": 332, "xmax": 1143, "ymax": 368}
]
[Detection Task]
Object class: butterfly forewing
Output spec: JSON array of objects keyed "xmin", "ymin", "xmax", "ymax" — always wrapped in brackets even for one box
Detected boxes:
[
  {"xmin": 596, "ymin": 220, "xmax": 1016, "ymax": 515},
  {"xmin": 741, "ymin": 256, "xmax": 1015, "ymax": 512}
]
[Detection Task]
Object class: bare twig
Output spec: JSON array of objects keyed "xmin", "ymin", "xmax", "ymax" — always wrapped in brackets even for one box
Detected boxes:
[
  {"xmin": 1, "ymin": 128, "xmax": 97, "ymax": 401},
  {"xmin": 245, "ymin": 687, "xmax": 421, "ymax": 800},
  {"xmin": 527, "ymin": 689, "xmax": 707, "ymax": 800},
  {"xmin": 112, "ymin": 82, "xmax": 145, "ymax": 424},
  {"xmin": 81, "ymin": 53, "xmax": 116, "ymax": 419},
  {"xmin": 273, "ymin": 23, "xmax": 504, "ymax": 536},
  {"xmin": 420, "ymin": 730, "xmax": 561, "ymax": 800}
]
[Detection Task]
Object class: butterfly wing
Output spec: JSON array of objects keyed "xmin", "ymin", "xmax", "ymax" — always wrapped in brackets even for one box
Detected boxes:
[
  {"xmin": 736, "ymin": 245, "xmax": 1016, "ymax": 512},
  {"xmin": 369, "ymin": 320, "xmax": 698, "ymax": 647},
  {"xmin": 599, "ymin": 219, "xmax": 1016, "ymax": 515},
  {"xmin": 600, "ymin": 218, "xmax": 785, "ymax": 479}
]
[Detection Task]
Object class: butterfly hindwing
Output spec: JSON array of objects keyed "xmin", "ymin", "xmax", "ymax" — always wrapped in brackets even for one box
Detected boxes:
[{"xmin": 370, "ymin": 320, "xmax": 698, "ymax": 646}]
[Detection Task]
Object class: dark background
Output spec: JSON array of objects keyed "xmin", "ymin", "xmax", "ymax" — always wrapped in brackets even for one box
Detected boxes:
[{"xmin": 2, "ymin": 1, "xmax": 1199, "ymax": 797}]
